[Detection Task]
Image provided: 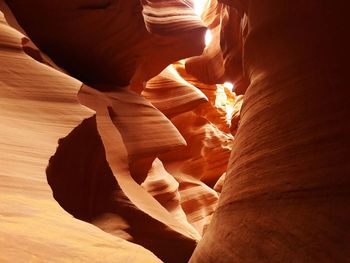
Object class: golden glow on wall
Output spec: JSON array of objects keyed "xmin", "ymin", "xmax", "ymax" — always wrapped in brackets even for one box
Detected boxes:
[
  {"xmin": 215, "ymin": 82, "xmax": 235, "ymax": 124},
  {"xmin": 205, "ymin": 30, "xmax": 212, "ymax": 46}
]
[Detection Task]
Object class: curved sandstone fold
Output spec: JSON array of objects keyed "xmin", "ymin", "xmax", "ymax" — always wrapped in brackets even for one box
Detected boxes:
[
  {"xmin": 185, "ymin": 0, "xmax": 248, "ymax": 94},
  {"xmin": 219, "ymin": 4, "xmax": 248, "ymax": 94},
  {"xmin": 141, "ymin": 158, "xmax": 189, "ymax": 224},
  {"xmin": 3, "ymin": 0, "xmax": 345, "ymax": 262},
  {"xmin": 47, "ymin": 115, "xmax": 197, "ymax": 263},
  {"xmin": 173, "ymin": 62, "xmax": 231, "ymax": 133},
  {"xmin": 142, "ymin": 65, "xmax": 208, "ymax": 117},
  {"xmin": 141, "ymin": 0, "xmax": 205, "ymax": 35},
  {"xmin": 77, "ymin": 85, "xmax": 201, "ymax": 261},
  {"xmin": 164, "ymin": 111, "xmax": 232, "ymax": 187},
  {"xmin": 104, "ymin": 87, "xmax": 187, "ymax": 161},
  {"xmin": 171, "ymin": 171, "xmax": 219, "ymax": 236},
  {"xmin": 190, "ymin": 1, "xmax": 350, "ymax": 262},
  {"xmin": 0, "ymin": 12, "xmax": 161, "ymax": 263},
  {"xmin": 5, "ymin": 0, "xmax": 206, "ymax": 92},
  {"xmin": 185, "ymin": 5, "xmax": 226, "ymax": 85}
]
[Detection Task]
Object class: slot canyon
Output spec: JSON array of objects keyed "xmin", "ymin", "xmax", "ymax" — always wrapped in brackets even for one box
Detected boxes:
[{"xmin": 0, "ymin": 0, "xmax": 349, "ymax": 262}]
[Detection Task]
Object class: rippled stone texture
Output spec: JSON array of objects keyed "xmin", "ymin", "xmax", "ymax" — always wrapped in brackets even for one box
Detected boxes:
[
  {"xmin": 0, "ymin": 10, "xmax": 161, "ymax": 262},
  {"xmin": 190, "ymin": 1, "xmax": 350, "ymax": 262},
  {"xmin": 2, "ymin": 0, "xmax": 347, "ymax": 262}
]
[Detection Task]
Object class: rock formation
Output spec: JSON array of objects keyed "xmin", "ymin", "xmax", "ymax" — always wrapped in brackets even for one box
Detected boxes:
[
  {"xmin": 190, "ymin": 0, "xmax": 350, "ymax": 262},
  {"xmin": 0, "ymin": 8, "xmax": 161, "ymax": 262},
  {"xmin": 1, "ymin": 0, "xmax": 349, "ymax": 262}
]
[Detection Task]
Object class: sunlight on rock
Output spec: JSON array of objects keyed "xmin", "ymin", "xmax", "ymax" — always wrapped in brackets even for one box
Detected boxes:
[
  {"xmin": 193, "ymin": 0, "xmax": 208, "ymax": 16},
  {"xmin": 223, "ymin": 82, "xmax": 234, "ymax": 92},
  {"xmin": 205, "ymin": 30, "xmax": 212, "ymax": 46},
  {"xmin": 215, "ymin": 83, "xmax": 236, "ymax": 125},
  {"xmin": 3, "ymin": 1, "xmax": 344, "ymax": 263}
]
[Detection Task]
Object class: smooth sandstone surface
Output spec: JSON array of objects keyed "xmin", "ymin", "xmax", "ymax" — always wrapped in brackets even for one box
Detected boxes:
[
  {"xmin": 5, "ymin": 0, "xmax": 206, "ymax": 92},
  {"xmin": 2, "ymin": 0, "xmax": 347, "ymax": 262},
  {"xmin": 1, "ymin": 1, "xmax": 215, "ymax": 261},
  {"xmin": 190, "ymin": 1, "xmax": 350, "ymax": 262},
  {"xmin": 0, "ymin": 11, "xmax": 162, "ymax": 263}
]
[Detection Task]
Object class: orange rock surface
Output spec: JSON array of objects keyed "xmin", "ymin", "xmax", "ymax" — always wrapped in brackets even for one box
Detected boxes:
[
  {"xmin": 0, "ymin": 9, "xmax": 161, "ymax": 262},
  {"xmin": 1, "ymin": 1, "xmax": 235, "ymax": 262},
  {"xmin": 190, "ymin": 1, "xmax": 350, "ymax": 262},
  {"xmin": 2, "ymin": 0, "xmax": 348, "ymax": 262}
]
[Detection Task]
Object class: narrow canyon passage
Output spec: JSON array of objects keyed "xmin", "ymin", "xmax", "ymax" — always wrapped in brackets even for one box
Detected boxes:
[{"xmin": 1, "ymin": 0, "xmax": 349, "ymax": 263}]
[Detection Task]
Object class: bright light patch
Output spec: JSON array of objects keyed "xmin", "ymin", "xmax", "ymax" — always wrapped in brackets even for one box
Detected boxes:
[
  {"xmin": 215, "ymin": 83, "xmax": 236, "ymax": 125},
  {"xmin": 215, "ymin": 85, "xmax": 227, "ymax": 109},
  {"xmin": 223, "ymin": 82, "xmax": 234, "ymax": 92},
  {"xmin": 205, "ymin": 30, "xmax": 212, "ymax": 46},
  {"xmin": 193, "ymin": 0, "xmax": 208, "ymax": 16}
]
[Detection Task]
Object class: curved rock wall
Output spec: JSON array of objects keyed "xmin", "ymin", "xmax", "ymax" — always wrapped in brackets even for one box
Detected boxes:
[
  {"xmin": 2, "ymin": 0, "xmax": 348, "ymax": 262},
  {"xmin": 190, "ymin": 1, "xmax": 350, "ymax": 262}
]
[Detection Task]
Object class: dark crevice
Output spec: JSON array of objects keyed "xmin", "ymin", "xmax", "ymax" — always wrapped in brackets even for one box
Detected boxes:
[
  {"xmin": 77, "ymin": 1, "xmax": 112, "ymax": 10},
  {"xmin": 46, "ymin": 116, "xmax": 196, "ymax": 263}
]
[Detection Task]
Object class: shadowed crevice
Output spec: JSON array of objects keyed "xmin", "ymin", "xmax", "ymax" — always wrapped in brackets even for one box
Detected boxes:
[{"xmin": 46, "ymin": 116, "xmax": 196, "ymax": 263}]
